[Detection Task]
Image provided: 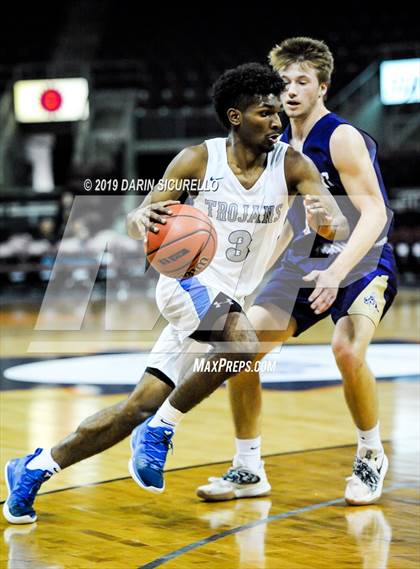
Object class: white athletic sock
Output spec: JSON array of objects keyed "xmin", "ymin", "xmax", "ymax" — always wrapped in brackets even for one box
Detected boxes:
[
  {"xmin": 234, "ymin": 436, "xmax": 262, "ymax": 471},
  {"xmin": 26, "ymin": 448, "xmax": 61, "ymax": 474},
  {"xmin": 149, "ymin": 399, "xmax": 184, "ymax": 429},
  {"xmin": 357, "ymin": 423, "xmax": 383, "ymax": 457}
]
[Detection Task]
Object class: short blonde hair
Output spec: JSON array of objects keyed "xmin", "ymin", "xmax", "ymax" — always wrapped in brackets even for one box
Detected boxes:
[{"xmin": 269, "ymin": 37, "xmax": 334, "ymax": 85}]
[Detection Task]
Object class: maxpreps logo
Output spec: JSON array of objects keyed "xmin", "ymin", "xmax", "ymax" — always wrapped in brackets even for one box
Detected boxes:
[{"xmin": 363, "ymin": 293, "xmax": 379, "ymax": 312}]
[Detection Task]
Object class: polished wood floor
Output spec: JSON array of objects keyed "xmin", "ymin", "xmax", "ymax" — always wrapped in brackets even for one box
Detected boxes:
[
  {"xmin": 0, "ymin": 289, "xmax": 419, "ymax": 568},
  {"xmin": 1, "ymin": 443, "xmax": 418, "ymax": 569}
]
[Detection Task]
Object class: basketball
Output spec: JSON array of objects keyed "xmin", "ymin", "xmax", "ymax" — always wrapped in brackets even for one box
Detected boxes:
[{"xmin": 144, "ymin": 204, "xmax": 218, "ymax": 278}]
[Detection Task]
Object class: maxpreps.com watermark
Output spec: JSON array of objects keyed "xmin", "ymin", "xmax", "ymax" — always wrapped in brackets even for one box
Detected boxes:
[
  {"xmin": 83, "ymin": 178, "xmax": 219, "ymax": 192},
  {"xmin": 193, "ymin": 358, "xmax": 277, "ymax": 374}
]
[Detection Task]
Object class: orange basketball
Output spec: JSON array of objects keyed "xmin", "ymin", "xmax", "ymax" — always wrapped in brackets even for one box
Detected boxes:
[{"xmin": 145, "ymin": 204, "xmax": 217, "ymax": 278}]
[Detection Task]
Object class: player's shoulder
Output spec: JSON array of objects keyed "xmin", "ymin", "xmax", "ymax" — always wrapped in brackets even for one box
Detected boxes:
[
  {"xmin": 174, "ymin": 143, "xmax": 208, "ymax": 179},
  {"xmin": 330, "ymin": 123, "xmax": 366, "ymax": 149},
  {"xmin": 330, "ymin": 124, "xmax": 370, "ymax": 170},
  {"xmin": 178, "ymin": 143, "xmax": 208, "ymax": 163}
]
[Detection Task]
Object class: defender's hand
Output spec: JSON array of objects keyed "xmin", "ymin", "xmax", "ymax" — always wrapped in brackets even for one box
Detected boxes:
[{"xmin": 302, "ymin": 268, "xmax": 342, "ymax": 314}]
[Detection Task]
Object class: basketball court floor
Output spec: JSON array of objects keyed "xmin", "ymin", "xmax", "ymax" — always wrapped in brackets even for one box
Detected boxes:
[{"xmin": 1, "ymin": 289, "xmax": 419, "ymax": 568}]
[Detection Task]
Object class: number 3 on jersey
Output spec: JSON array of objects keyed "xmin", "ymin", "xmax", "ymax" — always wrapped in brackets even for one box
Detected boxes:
[{"xmin": 226, "ymin": 230, "xmax": 252, "ymax": 262}]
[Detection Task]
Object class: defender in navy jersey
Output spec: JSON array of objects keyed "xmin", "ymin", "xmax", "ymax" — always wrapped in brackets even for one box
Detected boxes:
[
  {"xmin": 257, "ymin": 112, "xmax": 397, "ymax": 336},
  {"xmin": 198, "ymin": 38, "xmax": 397, "ymax": 506}
]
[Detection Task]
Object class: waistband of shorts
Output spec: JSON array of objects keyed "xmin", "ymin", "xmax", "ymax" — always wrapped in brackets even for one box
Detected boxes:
[{"xmin": 318, "ymin": 237, "xmax": 388, "ymax": 256}]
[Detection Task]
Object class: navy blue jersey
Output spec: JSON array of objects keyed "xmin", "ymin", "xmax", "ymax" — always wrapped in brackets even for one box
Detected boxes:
[
  {"xmin": 281, "ymin": 113, "xmax": 393, "ymax": 261},
  {"xmin": 254, "ymin": 112, "xmax": 397, "ymax": 334}
]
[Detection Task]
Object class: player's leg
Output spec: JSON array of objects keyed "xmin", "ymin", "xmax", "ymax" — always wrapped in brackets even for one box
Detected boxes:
[
  {"xmin": 169, "ymin": 312, "xmax": 260, "ymax": 412},
  {"xmin": 331, "ymin": 271, "xmax": 397, "ymax": 505},
  {"xmin": 128, "ymin": 324, "xmax": 204, "ymax": 492},
  {"xmin": 228, "ymin": 304, "xmax": 297, "ymax": 441},
  {"xmin": 333, "ymin": 313, "xmax": 388, "ymax": 505},
  {"xmin": 332, "ymin": 314, "xmax": 378, "ymax": 431},
  {"xmin": 226, "ymin": 263, "xmax": 305, "ymax": 446},
  {"xmin": 196, "ymin": 256, "xmax": 330, "ymax": 502},
  {"xmin": 3, "ymin": 371, "xmax": 171, "ymax": 524},
  {"xmin": 131, "ymin": 302, "xmax": 262, "ymax": 493},
  {"xmin": 54, "ymin": 324, "xmax": 191, "ymax": 473},
  {"xmin": 196, "ymin": 303, "xmax": 297, "ymax": 501},
  {"xmin": 52, "ymin": 373, "xmax": 172, "ymax": 468}
]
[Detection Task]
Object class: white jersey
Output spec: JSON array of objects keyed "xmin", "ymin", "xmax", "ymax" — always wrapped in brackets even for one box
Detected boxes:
[
  {"xmin": 195, "ymin": 137, "xmax": 289, "ymax": 299},
  {"xmin": 155, "ymin": 137, "xmax": 289, "ymax": 337}
]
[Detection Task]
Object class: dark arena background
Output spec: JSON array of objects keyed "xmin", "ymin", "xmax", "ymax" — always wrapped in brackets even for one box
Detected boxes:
[{"xmin": 0, "ymin": 5, "xmax": 419, "ymax": 568}]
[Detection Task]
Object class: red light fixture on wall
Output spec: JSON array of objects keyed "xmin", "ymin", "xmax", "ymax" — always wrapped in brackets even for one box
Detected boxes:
[{"xmin": 40, "ymin": 89, "xmax": 62, "ymax": 112}]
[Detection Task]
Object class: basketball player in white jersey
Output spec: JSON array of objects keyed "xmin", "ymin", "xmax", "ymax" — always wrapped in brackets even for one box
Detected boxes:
[
  {"xmin": 124, "ymin": 62, "xmax": 350, "ymax": 494},
  {"xmin": 3, "ymin": 63, "xmax": 347, "ymax": 523}
]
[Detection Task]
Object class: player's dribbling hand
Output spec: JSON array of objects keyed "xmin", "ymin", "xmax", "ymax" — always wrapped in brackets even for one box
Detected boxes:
[
  {"xmin": 304, "ymin": 195, "xmax": 335, "ymax": 239},
  {"xmin": 127, "ymin": 200, "xmax": 180, "ymax": 240},
  {"xmin": 302, "ymin": 268, "xmax": 341, "ymax": 314}
]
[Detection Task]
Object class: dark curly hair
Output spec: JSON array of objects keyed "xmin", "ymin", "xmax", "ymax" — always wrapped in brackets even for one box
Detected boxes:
[{"xmin": 212, "ymin": 62, "xmax": 284, "ymax": 129}]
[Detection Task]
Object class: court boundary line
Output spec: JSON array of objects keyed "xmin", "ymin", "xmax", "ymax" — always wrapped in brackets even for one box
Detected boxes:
[
  {"xmin": 136, "ymin": 481, "xmax": 419, "ymax": 569},
  {"xmin": 0, "ymin": 440, "xmax": 394, "ymax": 503}
]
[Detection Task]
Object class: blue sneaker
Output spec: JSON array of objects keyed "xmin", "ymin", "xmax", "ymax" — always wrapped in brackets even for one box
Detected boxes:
[
  {"xmin": 3, "ymin": 448, "xmax": 53, "ymax": 524},
  {"xmin": 128, "ymin": 417, "xmax": 174, "ymax": 493}
]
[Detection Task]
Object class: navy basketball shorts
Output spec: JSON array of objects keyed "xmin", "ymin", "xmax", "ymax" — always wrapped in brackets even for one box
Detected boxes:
[{"xmin": 253, "ymin": 245, "xmax": 398, "ymax": 337}]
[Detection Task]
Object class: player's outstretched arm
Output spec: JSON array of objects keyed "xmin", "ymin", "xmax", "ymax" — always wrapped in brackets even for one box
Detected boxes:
[
  {"xmin": 126, "ymin": 144, "xmax": 207, "ymax": 240},
  {"xmin": 324, "ymin": 124, "xmax": 388, "ymax": 280}
]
